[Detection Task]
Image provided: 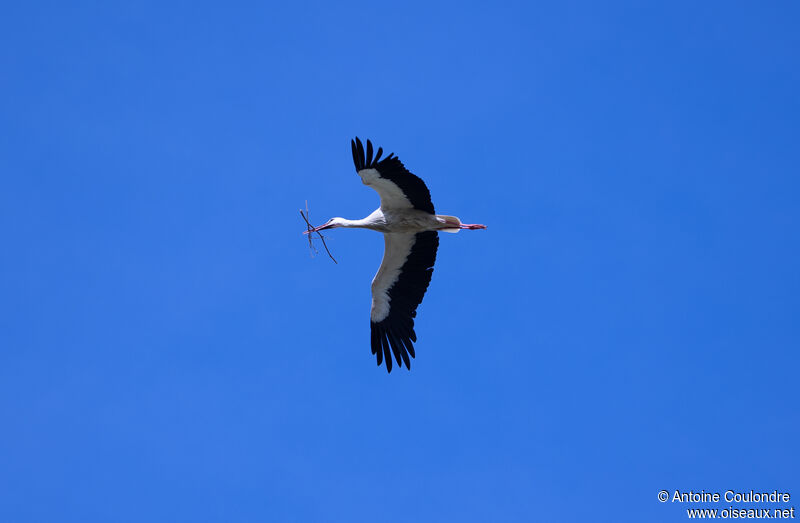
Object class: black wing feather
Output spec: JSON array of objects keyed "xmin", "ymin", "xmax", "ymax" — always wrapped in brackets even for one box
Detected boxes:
[
  {"xmin": 351, "ymin": 140, "xmax": 360, "ymax": 170},
  {"xmin": 370, "ymin": 231, "xmax": 439, "ymax": 373},
  {"xmin": 381, "ymin": 332, "xmax": 392, "ymax": 372}
]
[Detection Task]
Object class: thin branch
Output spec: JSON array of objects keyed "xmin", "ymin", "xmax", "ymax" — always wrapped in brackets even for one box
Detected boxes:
[
  {"xmin": 301, "ymin": 201, "xmax": 317, "ymax": 256},
  {"xmin": 300, "ymin": 201, "xmax": 338, "ymax": 264}
]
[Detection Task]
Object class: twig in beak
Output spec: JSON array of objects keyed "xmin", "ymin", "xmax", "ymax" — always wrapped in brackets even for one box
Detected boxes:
[{"xmin": 300, "ymin": 200, "xmax": 337, "ymax": 264}]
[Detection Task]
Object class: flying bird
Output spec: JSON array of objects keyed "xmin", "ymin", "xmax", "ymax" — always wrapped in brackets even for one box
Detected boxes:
[{"xmin": 306, "ymin": 138, "xmax": 486, "ymax": 372}]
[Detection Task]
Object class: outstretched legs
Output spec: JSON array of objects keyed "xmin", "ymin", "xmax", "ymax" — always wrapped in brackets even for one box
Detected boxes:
[{"xmin": 459, "ymin": 223, "xmax": 487, "ymax": 230}]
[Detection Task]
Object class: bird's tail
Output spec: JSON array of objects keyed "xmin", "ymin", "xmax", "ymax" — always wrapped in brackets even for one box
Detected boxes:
[{"xmin": 436, "ymin": 215, "xmax": 461, "ymax": 233}]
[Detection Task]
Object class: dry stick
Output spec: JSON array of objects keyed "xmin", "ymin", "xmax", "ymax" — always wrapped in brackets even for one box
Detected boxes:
[
  {"xmin": 300, "ymin": 202, "xmax": 338, "ymax": 264},
  {"xmin": 302, "ymin": 201, "xmax": 317, "ymax": 256},
  {"xmin": 302, "ymin": 200, "xmax": 318, "ymax": 257},
  {"xmin": 301, "ymin": 209, "xmax": 316, "ymax": 256},
  {"xmin": 301, "ymin": 210, "xmax": 338, "ymax": 264}
]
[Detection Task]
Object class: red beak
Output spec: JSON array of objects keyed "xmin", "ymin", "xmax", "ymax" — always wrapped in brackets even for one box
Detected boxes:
[{"xmin": 303, "ymin": 223, "xmax": 333, "ymax": 235}]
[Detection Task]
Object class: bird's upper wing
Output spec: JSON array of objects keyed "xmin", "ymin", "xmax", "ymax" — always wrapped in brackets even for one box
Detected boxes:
[
  {"xmin": 351, "ymin": 137, "xmax": 435, "ymax": 214},
  {"xmin": 370, "ymin": 231, "xmax": 439, "ymax": 372}
]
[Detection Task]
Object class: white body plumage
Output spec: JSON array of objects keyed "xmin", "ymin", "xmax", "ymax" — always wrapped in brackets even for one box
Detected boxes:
[{"xmin": 326, "ymin": 208, "xmax": 457, "ymax": 234}]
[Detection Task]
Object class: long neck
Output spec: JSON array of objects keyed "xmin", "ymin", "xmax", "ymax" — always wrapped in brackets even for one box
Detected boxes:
[
  {"xmin": 339, "ymin": 217, "xmax": 370, "ymax": 228},
  {"xmin": 339, "ymin": 209, "xmax": 382, "ymax": 229}
]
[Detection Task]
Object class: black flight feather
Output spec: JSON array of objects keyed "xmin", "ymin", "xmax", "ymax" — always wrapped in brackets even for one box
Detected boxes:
[{"xmin": 381, "ymin": 332, "xmax": 392, "ymax": 373}]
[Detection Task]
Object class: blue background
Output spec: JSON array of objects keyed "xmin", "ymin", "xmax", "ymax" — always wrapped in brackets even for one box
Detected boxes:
[{"xmin": 2, "ymin": 1, "xmax": 798, "ymax": 521}]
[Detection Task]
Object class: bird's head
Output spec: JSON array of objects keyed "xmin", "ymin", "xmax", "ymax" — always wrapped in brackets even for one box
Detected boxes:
[{"xmin": 305, "ymin": 217, "xmax": 344, "ymax": 234}]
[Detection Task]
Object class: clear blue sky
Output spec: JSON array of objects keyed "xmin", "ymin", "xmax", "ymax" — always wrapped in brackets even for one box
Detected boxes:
[{"xmin": 1, "ymin": 1, "xmax": 798, "ymax": 521}]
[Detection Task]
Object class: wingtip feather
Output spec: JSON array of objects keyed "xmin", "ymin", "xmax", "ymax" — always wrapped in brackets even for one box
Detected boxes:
[{"xmin": 366, "ymin": 140, "xmax": 373, "ymax": 167}]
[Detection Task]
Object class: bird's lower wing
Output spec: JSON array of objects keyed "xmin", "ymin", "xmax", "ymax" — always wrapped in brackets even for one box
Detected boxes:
[{"xmin": 370, "ymin": 231, "xmax": 439, "ymax": 372}]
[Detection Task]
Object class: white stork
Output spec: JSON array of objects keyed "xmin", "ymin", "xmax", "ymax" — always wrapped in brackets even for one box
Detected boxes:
[{"xmin": 307, "ymin": 138, "xmax": 486, "ymax": 372}]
